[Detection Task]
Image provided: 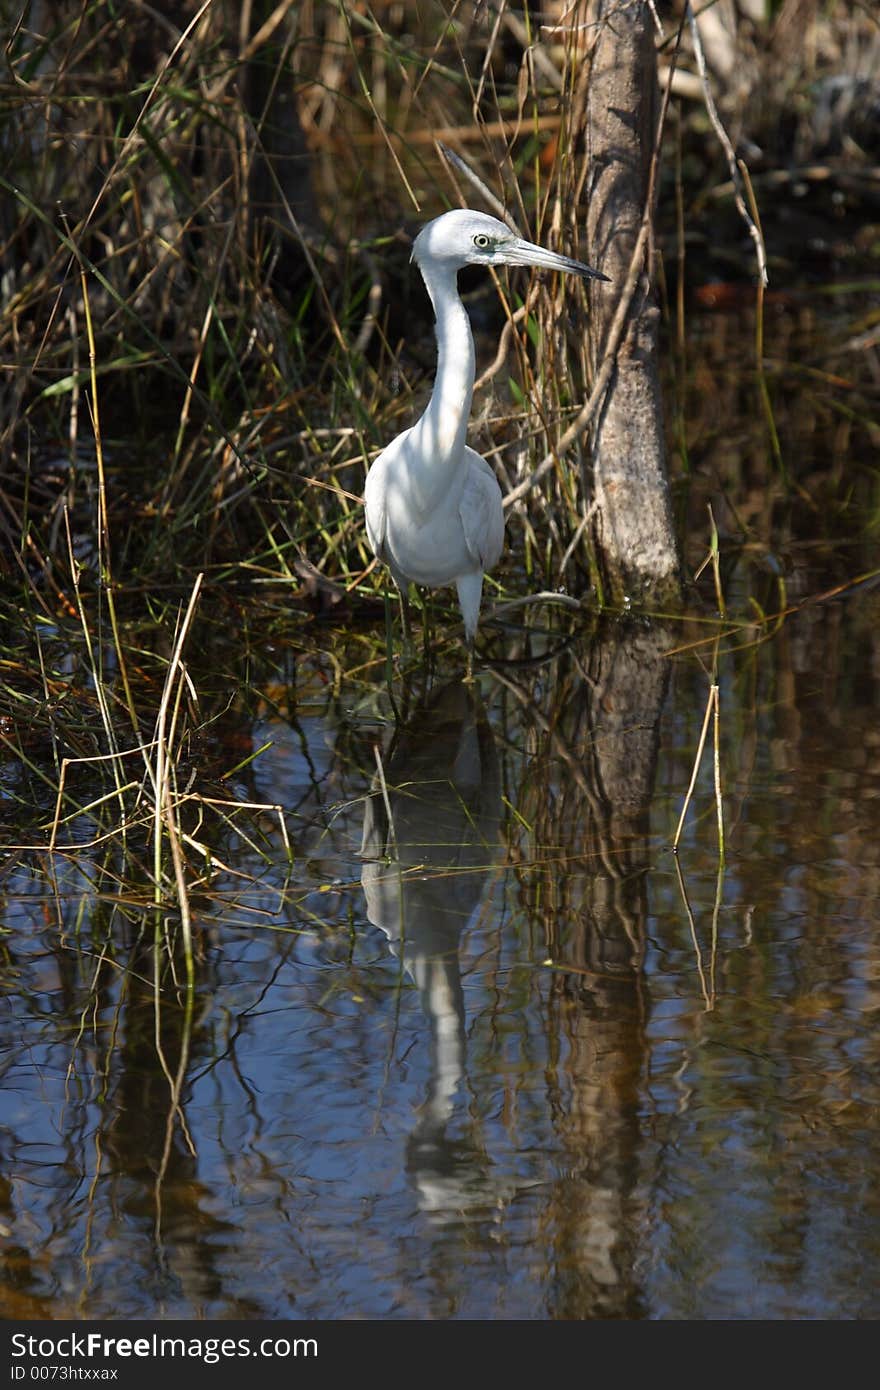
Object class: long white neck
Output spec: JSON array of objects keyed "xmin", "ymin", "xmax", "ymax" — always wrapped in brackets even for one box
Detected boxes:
[{"xmin": 407, "ymin": 262, "xmax": 475, "ymax": 509}]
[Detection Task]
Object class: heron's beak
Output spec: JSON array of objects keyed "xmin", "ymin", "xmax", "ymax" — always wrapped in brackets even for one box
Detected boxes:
[{"xmin": 503, "ymin": 239, "xmax": 609, "ymax": 282}]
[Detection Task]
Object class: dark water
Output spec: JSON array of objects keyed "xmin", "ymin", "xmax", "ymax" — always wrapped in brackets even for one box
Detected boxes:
[{"xmin": 2, "ymin": 552, "xmax": 880, "ymax": 1319}]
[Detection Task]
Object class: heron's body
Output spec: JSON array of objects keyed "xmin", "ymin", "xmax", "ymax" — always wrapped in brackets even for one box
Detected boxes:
[
  {"xmin": 365, "ymin": 438, "xmax": 503, "ymax": 640},
  {"xmin": 364, "ymin": 209, "xmax": 607, "ymax": 645}
]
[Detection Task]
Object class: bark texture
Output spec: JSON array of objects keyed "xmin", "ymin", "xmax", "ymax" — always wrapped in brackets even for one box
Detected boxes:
[{"xmin": 585, "ymin": 1, "xmax": 681, "ymax": 607}]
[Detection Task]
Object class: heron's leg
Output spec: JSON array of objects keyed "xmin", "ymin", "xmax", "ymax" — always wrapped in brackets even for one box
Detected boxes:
[
  {"xmin": 456, "ymin": 571, "xmax": 482, "ymax": 683},
  {"xmin": 396, "ymin": 580, "xmax": 412, "ymax": 646},
  {"xmin": 463, "ymin": 642, "xmax": 475, "ymax": 684},
  {"xmin": 421, "ymin": 589, "xmax": 445, "ymax": 670}
]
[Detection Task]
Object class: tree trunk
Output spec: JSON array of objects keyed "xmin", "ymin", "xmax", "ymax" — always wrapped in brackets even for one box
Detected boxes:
[{"xmin": 584, "ymin": 1, "xmax": 681, "ymax": 608}]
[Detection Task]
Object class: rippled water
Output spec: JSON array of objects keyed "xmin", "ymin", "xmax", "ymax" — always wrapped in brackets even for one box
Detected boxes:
[{"xmin": 3, "ymin": 544, "xmax": 879, "ymax": 1318}]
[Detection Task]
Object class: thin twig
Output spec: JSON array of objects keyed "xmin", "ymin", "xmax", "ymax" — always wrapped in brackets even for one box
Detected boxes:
[
  {"xmin": 686, "ymin": 1, "xmax": 768, "ymax": 287},
  {"xmin": 436, "ymin": 142, "xmax": 521, "ymax": 231},
  {"xmin": 673, "ymin": 682, "xmax": 714, "ymax": 850}
]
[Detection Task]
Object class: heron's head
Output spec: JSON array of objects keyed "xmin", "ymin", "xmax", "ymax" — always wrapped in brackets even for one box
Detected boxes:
[{"xmin": 411, "ymin": 208, "xmax": 609, "ymax": 282}]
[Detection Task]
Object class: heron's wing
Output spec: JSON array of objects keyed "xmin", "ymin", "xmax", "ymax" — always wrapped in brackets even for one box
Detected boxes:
[
  {"xmin": 363, "ymin": 443, "xmax": 412, "ymax": 592},
  {"xmin": 363, "ymin": 450, "xmax": 388, "ymax": 559},
  {"xmin": 460, "ymin": 449, "xmax": 505, "ymax": 571}
]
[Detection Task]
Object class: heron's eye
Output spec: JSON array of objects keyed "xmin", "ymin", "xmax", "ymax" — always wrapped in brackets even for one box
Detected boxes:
[{"xmin": 473, "ymin": 234, "xmax": 491, "ymax": 249}]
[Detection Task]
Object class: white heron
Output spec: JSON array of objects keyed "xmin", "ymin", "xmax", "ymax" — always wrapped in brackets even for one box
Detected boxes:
[{"xmin": 364, "ymin": 208, "xmax": 608, "ymax": 649}]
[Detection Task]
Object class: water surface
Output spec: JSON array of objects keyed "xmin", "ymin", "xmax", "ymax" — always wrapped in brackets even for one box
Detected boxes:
[{"xmin": 2, "ymin": 553, "xmax": 879, "ymax": 1319}]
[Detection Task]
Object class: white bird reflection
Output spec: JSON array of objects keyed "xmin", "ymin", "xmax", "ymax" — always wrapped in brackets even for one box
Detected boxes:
[{"xmin": 360, "ymin": 678, "xmax": 502, "ymax": 1215}]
